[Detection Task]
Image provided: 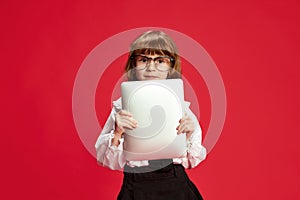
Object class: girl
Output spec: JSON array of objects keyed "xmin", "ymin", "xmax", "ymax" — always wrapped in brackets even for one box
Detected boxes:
[{"xmin": 95, "ymin": 31, "xmax": 206, "ymax": 200}]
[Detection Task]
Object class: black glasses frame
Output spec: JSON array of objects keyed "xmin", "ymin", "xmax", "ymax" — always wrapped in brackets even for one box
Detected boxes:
[{"xmin": 130, "ymin": 54, "xmax": 175, "ymax": 66}]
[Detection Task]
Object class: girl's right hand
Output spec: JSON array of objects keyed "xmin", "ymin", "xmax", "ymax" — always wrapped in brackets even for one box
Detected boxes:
[{"xmin": 114, "ymin": 110, "xmax": 138, "ymax": 137}]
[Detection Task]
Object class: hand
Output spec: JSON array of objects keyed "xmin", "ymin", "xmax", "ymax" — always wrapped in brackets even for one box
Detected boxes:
[
  {"xmin": 115, "ymin": 110, "xmax": 138, "ymax": 136},
  {"xmin": 112, "ymin": 110, "xmax": 137, "ymax": 146},
  {"xmin": 176, "ymin": 113, "xmax": 194, "ymax": 140}
]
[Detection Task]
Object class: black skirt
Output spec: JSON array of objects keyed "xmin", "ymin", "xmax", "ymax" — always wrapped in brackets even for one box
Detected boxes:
[{"xmin": 117, "ymin": 161, "xmax": 204, "ymax": 200}]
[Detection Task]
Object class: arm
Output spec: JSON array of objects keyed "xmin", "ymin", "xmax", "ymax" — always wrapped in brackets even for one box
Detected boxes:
[
  {"xmin": 95, "ymin": 105, "xmax": 126, "ymax": 170},
  {"xmin": 177, "ymin": 104, "xmax": 207, "ymax": 168},
  {"xmin": 95, "ymin": 99, "xmax": 137, "ymax": 170}
]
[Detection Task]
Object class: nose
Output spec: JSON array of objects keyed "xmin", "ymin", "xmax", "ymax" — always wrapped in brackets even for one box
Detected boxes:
[{"xmin": 145, "ymin": 60, "xmax": 156, "ymax": 71}]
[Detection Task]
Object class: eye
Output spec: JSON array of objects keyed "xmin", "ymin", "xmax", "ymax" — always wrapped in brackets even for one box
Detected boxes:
[
  {"xmin": 156, "ymin": 58, "xmax": 169, "ymax": 64},
  {"xmin": 137, "ymin": 56, "xmax": 148, "ymax": 63},
  {"xmin": 157, "ymin": 58, "xmax": 165, "ymax": 63},
  {"xmin": 141, "ymin": 58, "xmax": 148, "ymax": 63}
]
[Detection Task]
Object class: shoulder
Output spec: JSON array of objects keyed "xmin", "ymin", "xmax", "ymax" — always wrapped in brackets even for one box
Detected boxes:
[{"xmin": 112, "ymin": 97, "xmax": 122, "ymax": 112}]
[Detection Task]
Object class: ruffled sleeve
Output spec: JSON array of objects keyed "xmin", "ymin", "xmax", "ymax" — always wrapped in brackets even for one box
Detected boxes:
[
  {"xmin": 179, "ymin": 101, "xmax": 207, "ymax": 169},
  {"xmin": 95, "ymin": 98, "xmax": 126, "ymax": 170}
]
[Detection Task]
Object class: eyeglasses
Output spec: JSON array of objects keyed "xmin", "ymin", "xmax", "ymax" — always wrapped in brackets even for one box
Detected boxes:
[{"xmin": 131, "ymin": 54, "xmax": 175, "ymax": 71}]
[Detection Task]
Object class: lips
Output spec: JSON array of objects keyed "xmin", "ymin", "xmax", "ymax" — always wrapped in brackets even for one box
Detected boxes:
[{"xmin": 144, "ymin": 75, "xmax": 158, "ymax": 79}]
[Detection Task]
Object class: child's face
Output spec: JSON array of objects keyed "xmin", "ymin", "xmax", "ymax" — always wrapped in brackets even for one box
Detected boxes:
[{"xmin": 134, "ymin": 54, "xmax": 170, "ymax": 81}]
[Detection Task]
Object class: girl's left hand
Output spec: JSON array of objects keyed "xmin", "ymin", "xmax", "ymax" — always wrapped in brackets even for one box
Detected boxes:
[{"xmin": 176, "ymin": 113, "xmax": 194, "ymax": 140}]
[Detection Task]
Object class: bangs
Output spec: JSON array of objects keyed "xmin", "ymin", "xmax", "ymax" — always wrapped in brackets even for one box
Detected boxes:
[{"xmin": 132, "ymin": 48, "xmax": 171, "ymax": 56}]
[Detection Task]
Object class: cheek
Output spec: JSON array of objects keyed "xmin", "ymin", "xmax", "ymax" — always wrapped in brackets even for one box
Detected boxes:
[
  {"xmin": 160, "ymin": 71, "xmax": 169, "ymax": 79},
  {"xmin": 135, "ymin": 71, "xmax": 144, "ymax": 80}
]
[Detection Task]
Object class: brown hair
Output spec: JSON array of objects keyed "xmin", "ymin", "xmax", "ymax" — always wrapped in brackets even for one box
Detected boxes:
[{"xmin": 125, "ymin": 31, "xmax": 181, "ymax": 81}]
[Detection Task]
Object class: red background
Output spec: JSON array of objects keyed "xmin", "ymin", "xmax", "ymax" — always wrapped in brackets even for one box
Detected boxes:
[{"xmin": 1, "ymin": 0, "xmax": 299, "ymax": 199}]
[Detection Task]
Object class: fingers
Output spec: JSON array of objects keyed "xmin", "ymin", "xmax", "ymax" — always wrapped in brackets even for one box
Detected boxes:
[
  {"xmin": 116, "ymin": 117, "xmax": 137, "ymax": 130},
  {"xmin": 115, "ymin": 110, "xmax": 138, "ymax": 134},
  {"xmin": 118, "ymin": 110, "xmax": 133, "ymax": 117},
  {"xmin": 177, "ymin": 114, "xmax": 194, "ymax": 135}
]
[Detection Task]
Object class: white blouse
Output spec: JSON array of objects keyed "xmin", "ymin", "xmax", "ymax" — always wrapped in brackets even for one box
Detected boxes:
[{"xmin": 95, "ymin": 98, "xmax": 206, "ymax": 170}]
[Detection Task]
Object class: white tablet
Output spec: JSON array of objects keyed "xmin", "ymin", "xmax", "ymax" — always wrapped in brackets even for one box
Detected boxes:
[{"xmin": 121, "ymin": 79, "xmax": 187, "ymax": 161}]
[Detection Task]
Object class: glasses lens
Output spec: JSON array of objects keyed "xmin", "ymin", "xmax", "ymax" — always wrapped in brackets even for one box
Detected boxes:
[
  {"xmin": 154, "ymin": 57, "xmax": 172, "ymax": 71},
  {"xmin": 134, "ymin": 55, "xmax": 148, "ymax": 69}
]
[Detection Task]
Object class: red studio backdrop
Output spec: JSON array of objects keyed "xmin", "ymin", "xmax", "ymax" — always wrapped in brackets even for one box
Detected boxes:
[{"xmin": 1, "ymin": 0, "xmax": 299, "ymax": 199}]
